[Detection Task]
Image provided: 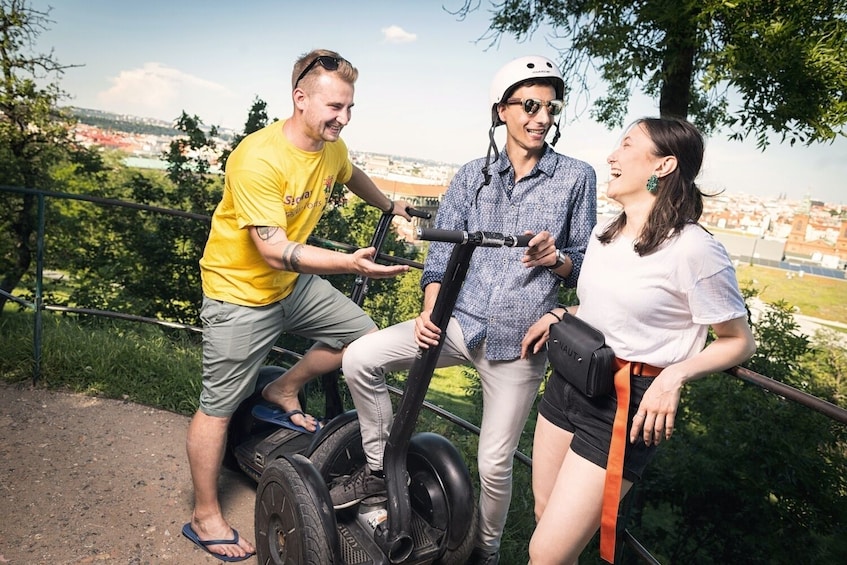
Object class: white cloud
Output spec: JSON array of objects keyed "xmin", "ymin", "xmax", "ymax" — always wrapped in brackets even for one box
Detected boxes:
[
  {"xmin": 96, "ymin": 62, "xmax": 237, "ymax": 125},
  {"xmin": 381, "ymin": 25, "xmax": 417, "ymax": 44}
]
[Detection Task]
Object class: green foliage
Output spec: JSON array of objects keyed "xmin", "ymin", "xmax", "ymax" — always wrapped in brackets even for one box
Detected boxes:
[
  {"xmin": 313, "ymin": 195, "xmax": 425, "ymax": 329},
  {"xmin": 455, "ymin": 0, "xmax": 847, "ymax": 147},
  {"xmin": 749, "ymin": 299, "xmax": 812, "ymax": 379},
  {"xmin": 56, "ymin": 114, "xmax": 222, "ymax": 325},
  {"xmin": 630, "ymin": 300, "xmax": 847, "ymax": 564},
  {"xmin": 801, "ymin": 328, "xmax": 847, "ymax": 406},
  {"xmin": 707, "ymin": 0, "xmax": 847, "ymax": 147},
  {"xmin": 0, "ymin": 0, "xmax": 87, "ymax": 312},
  {"xmin": 219, "ymin": 96, "xmax": 270, "ymax": 170}
]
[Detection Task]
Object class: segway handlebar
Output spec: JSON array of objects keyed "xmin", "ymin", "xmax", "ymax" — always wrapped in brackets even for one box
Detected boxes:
[
  {"xmin": 383, "ymin": 225, "xmax": 532, "ymax": 559},
  {"xmin": 405, "ymin": 206, "xmax": 431, "ymax": 219},
  {"xmin": 416, "ymin": 228, "xmax": 533, "ymax": 248}
]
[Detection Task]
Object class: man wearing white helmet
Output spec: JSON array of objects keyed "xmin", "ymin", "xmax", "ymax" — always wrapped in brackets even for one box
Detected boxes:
[{"xmin": 335, "ymin": 55, "xmax": 597, "ymax": 564}]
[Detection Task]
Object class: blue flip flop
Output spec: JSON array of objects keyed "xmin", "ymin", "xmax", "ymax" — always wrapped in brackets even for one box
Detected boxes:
[
  {"xmin": 251, "ymin": 405, "xmax": 321, "ymax": 434},
  {"xmin": 181, "ymin": 523, "xmax": 254, "ymax": 562}
]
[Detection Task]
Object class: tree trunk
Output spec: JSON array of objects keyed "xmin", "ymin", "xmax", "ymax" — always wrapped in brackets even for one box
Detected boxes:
[{"xmin": 659, "ymin": 16, "xmax": 697, "ymax": 120}]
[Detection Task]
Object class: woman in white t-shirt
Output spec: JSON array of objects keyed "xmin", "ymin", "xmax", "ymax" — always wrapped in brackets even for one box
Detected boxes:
[{"xmin": 520, "ymin": 117, "xmax": 757, "ymax": 565}]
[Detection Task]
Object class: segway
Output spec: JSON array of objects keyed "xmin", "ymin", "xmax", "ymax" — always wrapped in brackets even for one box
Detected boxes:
[
  {"xmin": 224, "ymin": 206, "xmax": 431, "ymax": 482},
  {"xmin": 253, "ymin": 228, "xmax": 532, "ymax": 564}
]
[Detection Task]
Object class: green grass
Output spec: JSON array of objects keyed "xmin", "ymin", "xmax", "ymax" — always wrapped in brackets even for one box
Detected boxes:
[
  {"xmin": 736, "ymin": 264, "xmax": 847, "ymax": 323},
  {"xmin": 0, "ymin": 309, "xmax": 203, "ymax": 414},
  {"xmin": 427, "ymin": 366, "xmax": 477, "ymax": 418}
]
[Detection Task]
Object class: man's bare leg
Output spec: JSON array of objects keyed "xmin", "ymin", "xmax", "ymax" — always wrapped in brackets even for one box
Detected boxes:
[
  {"xmin": 261, "ymin": 343, "xmax": 345, "ymax": 432},
  {"xmin": 186, "ymin": 411, "xmax": 255, "ymax": 559}
]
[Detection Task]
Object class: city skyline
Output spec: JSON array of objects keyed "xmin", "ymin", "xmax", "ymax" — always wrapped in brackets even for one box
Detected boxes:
[{"xmin": 37, "ymin": 0, "xmax": 846, "ymax": 204}]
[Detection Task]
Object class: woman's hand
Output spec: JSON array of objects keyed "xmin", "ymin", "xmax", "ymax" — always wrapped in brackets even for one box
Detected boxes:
[
  {"xmin": 630, "ymin": 316, "xmax": 756, "ymax": 446},
  {"xmin": 630, "ymin": 369, "xmax": 684, "ymax": 446},
  {"xmin": 520, "ymin": 311, "xmax": 560, "ymax": 359}
]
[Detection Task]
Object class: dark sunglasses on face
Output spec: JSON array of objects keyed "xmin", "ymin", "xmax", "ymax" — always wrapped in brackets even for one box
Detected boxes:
[
  {"xmin": 506, "ymin": 97, "xmax": 564, "ymax": 117},
  {"xmin": 294, "ymin": 55, "xmax": 346, "ymax": 88}
]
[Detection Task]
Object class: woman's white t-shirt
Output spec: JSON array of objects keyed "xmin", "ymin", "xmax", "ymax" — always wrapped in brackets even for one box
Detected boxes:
[{"xmin": 576, "ymin": 222, "xmax": 747, "ymax": 368}]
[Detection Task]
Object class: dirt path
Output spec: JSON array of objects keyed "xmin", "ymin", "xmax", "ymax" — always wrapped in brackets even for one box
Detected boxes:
[{"xmin": 0, "ymin": 381, "xmax": 258, "ymax": 564}]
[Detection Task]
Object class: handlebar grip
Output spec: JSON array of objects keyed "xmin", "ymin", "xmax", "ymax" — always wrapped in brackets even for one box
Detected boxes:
[
  {"xmin": 416, "ymin": 228, "xmax": 468, "ymax": 243},
  {"xmin": 416, "ymin": 228, "xmax": 533, "ymax": 248},
  {"xmin": 406, "ymin": 207, "xmax": 432, "ymax": 219}
]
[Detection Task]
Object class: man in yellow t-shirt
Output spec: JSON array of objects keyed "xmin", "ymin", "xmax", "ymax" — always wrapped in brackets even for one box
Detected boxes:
[{"xmin": 182, "ymin": 49, "xmax": 411, "ymax": 562}]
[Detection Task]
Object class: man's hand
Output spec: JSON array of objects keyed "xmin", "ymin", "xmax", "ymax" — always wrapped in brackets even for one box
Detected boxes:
[
  {"xmin": 413, "ymin": 309, "xmax": 441, "ymax": 349},
  {"xmin": 350, "ymin": 247, "xmax": 409, "ymax": 278},
  {"xmin": 387, "ymin": 199, "xmax": 414, "ymax": 221},
  {"xmin": 521, "ymin": 230, "xmax": 558, "ymax": 269}
]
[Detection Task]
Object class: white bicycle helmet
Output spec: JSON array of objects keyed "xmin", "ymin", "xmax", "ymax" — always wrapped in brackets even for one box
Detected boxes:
[
  {"xmin": 475, "ymin": 56, "xmax": 565, "ymax": 197},
  {"xmin": 489, "ymin": 55, "xmax": 565, "ymax": 124}
]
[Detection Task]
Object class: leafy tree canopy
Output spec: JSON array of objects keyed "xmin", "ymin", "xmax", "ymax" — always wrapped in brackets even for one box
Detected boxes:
[
  {"xmin": 452, "ymin": 0, "xmax": 847, "ymax": 148},
  {"xmin": 0, "ymin": 0, "xmax": 95, "ymax": 313}
]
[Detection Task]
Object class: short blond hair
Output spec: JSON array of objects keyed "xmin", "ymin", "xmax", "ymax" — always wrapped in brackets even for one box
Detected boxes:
[{"xmin": 291, "ymin": 49, "xmax": 358, "ymax": 90}]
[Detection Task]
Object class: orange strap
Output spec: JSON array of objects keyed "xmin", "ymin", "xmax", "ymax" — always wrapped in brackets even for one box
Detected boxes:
[{"xmin": 600, "ymin": 358, "xmax": 662, "ymax": 563}]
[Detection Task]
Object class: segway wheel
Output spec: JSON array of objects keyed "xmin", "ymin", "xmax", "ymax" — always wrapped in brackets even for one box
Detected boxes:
[
  {"xmin": 308, "ymin": 416, "xmax": 364, "ymax": 481},
  {"xmin": 255, "ymin": 457, "xmax": 333, "ymax": 564},
  {"xmin": 433, "ymin": 502, "xmax": 477, "ymax": 564},
  {"xmin": 408, "ymin": 433, "xmax": 478, "ymax": 564}
]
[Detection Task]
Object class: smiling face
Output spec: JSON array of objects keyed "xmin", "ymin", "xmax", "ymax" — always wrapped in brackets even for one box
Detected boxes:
[
  {"xmin": 497, "ymin": 83, "xmax": 558, "ymax": 154},
  {"xmin": 606, "ymin": 122, "xmax": 665, "ymax": 203},
  {"xmin": 293, "ymin": 73, "xmax": 354, "ymax": 149}
]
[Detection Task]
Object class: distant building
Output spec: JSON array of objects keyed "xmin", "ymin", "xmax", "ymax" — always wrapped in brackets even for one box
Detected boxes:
[
  {"xmin": 365, "ymin": 154, "xmax": 391, "ymax": 176},
  {"xmin": 716, "ymin": 232, "xmax": 785, "ymax": 263},
  {"xmin": 368, "ymin": 175, "xmax": 448, "ymax": 242},
  {"xmin": 785, "ymin": 213, "xmax": 847, "ymax": 267}
]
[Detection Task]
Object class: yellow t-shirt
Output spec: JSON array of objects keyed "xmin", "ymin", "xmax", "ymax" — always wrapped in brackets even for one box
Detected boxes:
[{"xmin": 200, "ymin": 120, "xmax": 353, "ymax": 306}]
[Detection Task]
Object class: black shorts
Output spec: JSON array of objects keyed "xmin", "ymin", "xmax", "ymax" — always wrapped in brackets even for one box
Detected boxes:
[{"xmin": 538, "ymin": 369, "xmax": 659, "ymax": 482}]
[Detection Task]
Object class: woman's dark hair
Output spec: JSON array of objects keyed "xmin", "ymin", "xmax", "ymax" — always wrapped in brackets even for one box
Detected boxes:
[{"xmin": 599, "ymin": 117, "xmax": 706, "ymax": 255}]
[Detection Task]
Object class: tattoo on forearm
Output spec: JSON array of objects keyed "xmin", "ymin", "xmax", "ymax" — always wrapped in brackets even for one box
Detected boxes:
[
  {"xmin": 256, "ymin": 226, "xmax": 279, "ymax": 241},
  {"xmin": 281, "ymin": 243, "xmax": 304, "ymax": 272}
]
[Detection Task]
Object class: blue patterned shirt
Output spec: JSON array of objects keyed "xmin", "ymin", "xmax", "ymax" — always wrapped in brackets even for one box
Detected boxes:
[{"xmin": 421, "ymin": 145, "xmax": 597, "ymax": 360}]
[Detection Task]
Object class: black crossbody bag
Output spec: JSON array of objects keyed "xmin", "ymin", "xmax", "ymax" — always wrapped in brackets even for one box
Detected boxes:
[{"xmin": 547, "ymin": 313, "xmax": 616, "ymax": 398}]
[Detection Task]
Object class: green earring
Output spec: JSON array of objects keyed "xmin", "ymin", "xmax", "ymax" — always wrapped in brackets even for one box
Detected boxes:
[{"xmin": 646, "ymin": 174, "xmax": 659, "ymax": 194}]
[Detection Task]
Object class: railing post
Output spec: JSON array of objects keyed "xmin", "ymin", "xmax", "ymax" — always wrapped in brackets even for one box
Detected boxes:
[{"xmin": 33, "ymin": 191, "xmax": 45, "ymax": 384}]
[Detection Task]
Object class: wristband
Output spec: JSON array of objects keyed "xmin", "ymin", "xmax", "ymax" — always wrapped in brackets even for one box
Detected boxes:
[
  {"xmin": 546, "ymin": 310, "xmax": 563, "ymax": 322},
  {"xmin": 549, "ymin": 249, "xmax": 568, "ymax": 270},
  {"xmin": 383, "ymin": 200, "xmax": 394, "ymax": 213}
]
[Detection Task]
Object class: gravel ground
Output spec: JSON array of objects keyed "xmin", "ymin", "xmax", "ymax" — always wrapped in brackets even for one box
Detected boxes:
[{"xmin": 0, "ymin": 381, "xmax": 257, "ymax": 564}]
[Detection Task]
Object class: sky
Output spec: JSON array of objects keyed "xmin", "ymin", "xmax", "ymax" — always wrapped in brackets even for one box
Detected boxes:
[{"xmin": 32, "ymin": 0, "xmax": 846, "ymax": 204}]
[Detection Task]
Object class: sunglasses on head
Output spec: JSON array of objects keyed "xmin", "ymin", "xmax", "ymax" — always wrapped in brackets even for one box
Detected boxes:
[
  {"xmin": 294, "ymin": 55, "xmax": 346, "ymax": 88},
  {"xmin": 506, "ymin": 97, "xmax": 564, "ymax": 117}
]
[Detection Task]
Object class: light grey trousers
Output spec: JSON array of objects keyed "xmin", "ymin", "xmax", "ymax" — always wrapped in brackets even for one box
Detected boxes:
[{"xmin": 342, "ymin": 317, "xmax": 546, "ymax": 552}]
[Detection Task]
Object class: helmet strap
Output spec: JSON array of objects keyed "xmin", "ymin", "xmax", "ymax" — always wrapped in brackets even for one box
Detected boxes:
[
  {"xmin": 475, "ymin": 110, "xmax": 502, "ymax": 203},
  {"xmin": 551, "ymin": 120, "xmax": 561, "ymax": 146}
]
